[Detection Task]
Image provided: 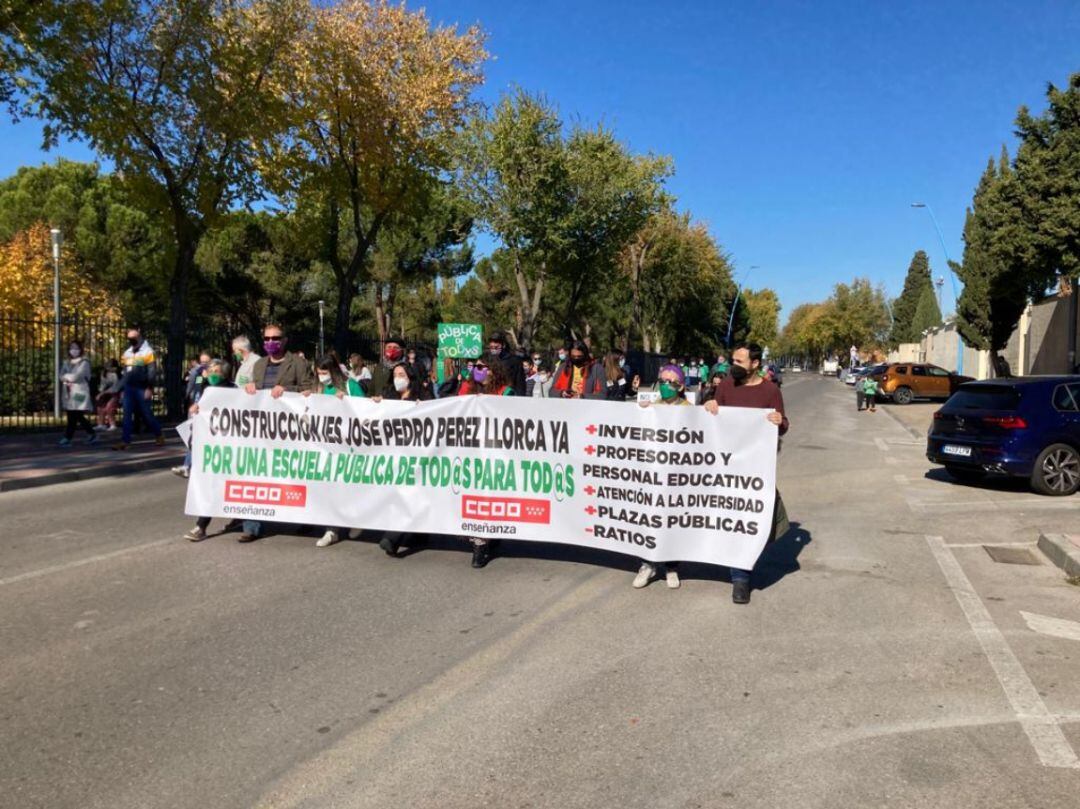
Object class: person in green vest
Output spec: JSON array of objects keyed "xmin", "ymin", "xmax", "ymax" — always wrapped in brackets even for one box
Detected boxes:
[
  {"xmin": 712, "ymin": 352, "xmax": 730, "ymax": 379},
  {"xmin": 861, "ymin": 375, "xmax": 879, "ymax": 413},
  {"xmin": 303, "ymin": 352, "xmax": 365, "ymax": 549}
]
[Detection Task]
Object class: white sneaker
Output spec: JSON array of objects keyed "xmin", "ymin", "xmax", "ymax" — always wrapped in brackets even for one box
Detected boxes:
[
  {"xmin": 184, "ymin": 525, "xmax": 207, "ymax": 542},
  {"xmin": 632, "ymin": 563, "xmax": 656, "ymax": 589},
  {"xmin": 105, "ymin": 425, "xmax": 117, "ymax": 432},
  {"xmin": 171, "ymin": 466, "xmax": 188, "ymax": 478},
  {"xmin": 347, "ymin": 528, "xmax": 362, "ymax": 540},
  {"xmin": 316, "ymin": 530, "xmax": 339, "ymax": 548},
  {"xmin": 666, "ymin": 568, "xmax": 681, "ymax": 589}
]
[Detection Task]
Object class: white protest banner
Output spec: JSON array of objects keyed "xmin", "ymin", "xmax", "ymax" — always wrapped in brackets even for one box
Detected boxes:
[{"xmin": 185, "ymin": 389, "xmax": 778, "ymax": 569}]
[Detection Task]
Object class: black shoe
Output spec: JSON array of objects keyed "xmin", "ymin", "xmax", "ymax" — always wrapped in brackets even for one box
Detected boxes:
[
  {"xmin": 379, "ymin": 536, "xmax": 398, "ymax": 557},
  {"xmin": 732, "ymin": 580, "xmax": 751, "ymax": 604},
  {"xmin": 471, "ymin": 543, "xmax": 490, "ymax": 569}
]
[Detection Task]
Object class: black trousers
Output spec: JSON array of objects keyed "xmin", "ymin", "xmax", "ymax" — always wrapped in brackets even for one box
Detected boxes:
[{"xmin": 65, "ymin": 411, "xmax": 94, "ymax": 439}]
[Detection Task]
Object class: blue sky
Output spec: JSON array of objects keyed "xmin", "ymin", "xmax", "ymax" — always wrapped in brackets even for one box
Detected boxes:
[{"xmin": 2, "ymin": 0, "xmax": 1078, "ymax": 324}]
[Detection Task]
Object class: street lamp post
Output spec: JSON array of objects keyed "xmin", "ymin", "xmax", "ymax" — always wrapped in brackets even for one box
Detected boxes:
[
  {"xmin": 318, "ymin": 300, "xmax": 325, "ymax": 358},
  {"xmin": 725, "ymin": 265, "xmax": 758, "ymax": 348},
  {"xmin": 50, "ymin": 228, "xmax": 62, "ymax": 420},
  {"xmin": 910, "ymin": 203, "xmax": 964, "ymax": 374}
]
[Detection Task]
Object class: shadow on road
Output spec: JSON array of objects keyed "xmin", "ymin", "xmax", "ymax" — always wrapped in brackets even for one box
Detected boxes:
[{"xmin": 922, "ymin": 466, "xmax": 1031, "ymax": 493}]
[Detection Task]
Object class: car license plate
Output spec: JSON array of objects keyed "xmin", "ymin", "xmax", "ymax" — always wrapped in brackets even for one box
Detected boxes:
[{"xmin": 942, "ymin": 445, "xmax": 972, "ymax": 457}]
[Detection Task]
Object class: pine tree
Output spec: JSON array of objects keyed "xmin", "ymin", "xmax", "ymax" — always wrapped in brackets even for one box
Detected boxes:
[
  {"xmin": 910, "ymin": 284, "xmax": 942, "ymax": 337},
  {"xmin": 891, "ymin": 250, "xmax": 933, "ymax": 343}
]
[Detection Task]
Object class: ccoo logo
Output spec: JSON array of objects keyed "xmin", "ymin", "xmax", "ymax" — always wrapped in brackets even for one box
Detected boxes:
[
  {"xmin": 224, "ymin": 480, "xmax": 307, "ymax": 507},
  {"xmin": 461, "ymin": 495, "xmax": 550, "ymax": 524}
]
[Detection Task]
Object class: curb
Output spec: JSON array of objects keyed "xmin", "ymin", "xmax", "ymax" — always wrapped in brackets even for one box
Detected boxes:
[
  {"xmin": 0, "ymin": 455, "xmax": 179, "ymax": 493},
  {"xmin": 1037, "ymin": 533, "xmax": 1080, "ymax": 578}
]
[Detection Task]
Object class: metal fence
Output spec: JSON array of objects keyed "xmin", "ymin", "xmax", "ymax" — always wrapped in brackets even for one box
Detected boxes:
[{"xmin": 0, "ymin": 312, "xmax": 673, "ymax": 431}]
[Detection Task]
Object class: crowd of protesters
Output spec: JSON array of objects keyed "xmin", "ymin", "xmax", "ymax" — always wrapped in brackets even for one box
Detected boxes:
[{"xmin": 57, "ymin": 322, "xmax": 787, "ymax": 605}]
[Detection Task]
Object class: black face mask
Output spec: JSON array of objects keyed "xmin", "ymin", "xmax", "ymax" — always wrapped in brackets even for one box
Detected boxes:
[
  {"xmin": 571, "ymin": 356, "xmax": 587, "ymax": 367},
  {"xmin": 729, "ymin": 364, "xmax": 750, "ymax": 383},
  {"xmin": 128, "ymin": 337, "xmax": 140, "ymax": 347}
]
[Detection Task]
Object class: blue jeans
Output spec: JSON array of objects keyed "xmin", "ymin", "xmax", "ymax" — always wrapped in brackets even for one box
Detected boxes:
[
  {"xmin": 730, "ymin": 567, "xmax": 751, "ymax": 584},
  {"xmin": 243, "ymin": 520, "xmax": 262, "ymax": 538},
  {"xmin": 122, "ymin": 386, "xmax": 162, "ymax": 443}
]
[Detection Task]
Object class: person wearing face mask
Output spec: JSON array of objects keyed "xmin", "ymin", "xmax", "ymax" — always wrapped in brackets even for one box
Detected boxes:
[
  {"xmin": 602, "ymin": 351, "xmax": 630, "ymax": 401},
  {"xmin": 58, "ymin": 339, "xmax": 97, "ymax": 446},
  {"xmin": 245, "ymin": 324, "xmax": 312, "ymax": 399},
  {"xmin": 114, "ymin": 326, "xmax": 164, "ymax": 450},
  {"xmin": 385, "ymin": 362, "xmax": 429, "ymax": 401},
  {"xmin": 368, "ymin": 338, "xmax": 407, "ymax": 398},
  {"xmin": 183, "ymin": 360, "xmax": 237, "ymax": 542},
  {"xmin": 530, "ymin": 363, "xmax": 555, "ymax": 398},
  {"xmin": 240, "ymin": 324, "xmax": 313, "ymax": 543},
  {"xmin": 457, "ymin": 358, "xmax": 515, "ymax": 567},
  {"xmin": 704, "ymin": 342, "xmax": 788, "ymax": 605},
  {"xmin": 300, "ymin": 353, "xmax": 364, "ymax": 548},
  {"xmin": 485, "ymin": 331, "xmax": 527, "ymax": 396},
  {"xmin": 231, "ymin": 336, "xmax": 261, "ymax": 388},
  {"xmin": 551, "ymin": 340, "xmax": 606, "ymax": 400},
  {"xmin": 185, "ymin": 350, "xmax": 212, "ymax": 408},
  {"xmin": 633, "ymin": 364, "xmax": 691, "ymax": 588}
]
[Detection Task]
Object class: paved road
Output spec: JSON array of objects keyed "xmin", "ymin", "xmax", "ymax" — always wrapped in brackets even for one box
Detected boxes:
[{"xmin": 2, "ymin": 375, "xmax": 1079, "ymax": 808}]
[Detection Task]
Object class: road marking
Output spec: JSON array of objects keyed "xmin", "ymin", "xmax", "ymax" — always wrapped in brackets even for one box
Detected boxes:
[
  {"xmin": 874, "ymin": 437, "xmax": 890, "ymax": 451},
  {"xmin": 925, "ymin": 535, "xmax": 1080, "ymax": 769},
  {"xmin": 1021, "ymin": 611, "xmax": 1080, "ymax": 643},
  {"xmin": 0, "ymin": 538, "xmax": 173, "ymax": 587}
]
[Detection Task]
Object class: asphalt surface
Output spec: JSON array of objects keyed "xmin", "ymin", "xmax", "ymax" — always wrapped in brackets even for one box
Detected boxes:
[{"xmin": 2, "ymin": 374, "xmax": 1079, "ymax": 809}]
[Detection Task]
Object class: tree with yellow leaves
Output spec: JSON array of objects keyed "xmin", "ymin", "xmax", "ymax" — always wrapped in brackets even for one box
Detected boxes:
[
  {"xmin": 0, "ymin": 222, "xmax": 123, "ymax": 349},
  {"xmin": 268, "ymin": 0, "xmax": 487, "ymax": 351}
]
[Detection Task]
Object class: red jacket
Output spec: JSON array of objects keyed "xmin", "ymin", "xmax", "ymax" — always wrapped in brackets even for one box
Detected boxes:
[{"xmin": 551, "ymin": 360, "xmax": 606, "ymax": 399}]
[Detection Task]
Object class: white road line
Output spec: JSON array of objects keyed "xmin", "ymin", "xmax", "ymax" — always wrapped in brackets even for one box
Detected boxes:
[
  {"xmin": 874, "ymin": 437, "xmax": 890, "ymax": 451},
  {"xmin": 1021, "ymin": 611, "xmax": 1080, "ymax": 643},
  {"xmin": 0, "ymin": 538, "xmax": 173, "ymax": 587},
  {"xmin": 925, "ymin": 535, "xmax": 1080, "ymax": 769}
]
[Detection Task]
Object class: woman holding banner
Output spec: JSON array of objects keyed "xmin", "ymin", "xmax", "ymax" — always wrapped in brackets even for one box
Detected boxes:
[
  {"xmin": 459, "ymin": 358, "xmax": 515, "ymax": 567},
  {"xmin": 303, "ymin": 354, "xmax": 365, "ymax": 548},
  {"xmin": 631, "ymin": 364, "xmax": 691, "ymax": 590},
  {"xmin": 183, "ymin": 360, "xmax": 236, "ymax": 542}
]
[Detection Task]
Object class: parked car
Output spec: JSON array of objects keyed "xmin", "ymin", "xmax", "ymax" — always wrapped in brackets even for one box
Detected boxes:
[
  {"xmin": 926, "ymin": 377, "xmax": 1080, "ymax": 495},
  {"xmin": 874, "ymin": 362, "xmax": 973, "ymax": 404},
  {"xmin": 790, "ymin": 365, "xmax": 803, "ymax": 373},
  {"xmin": 846, "ymin": 364, "xmax": 885, "ymax": 386}
]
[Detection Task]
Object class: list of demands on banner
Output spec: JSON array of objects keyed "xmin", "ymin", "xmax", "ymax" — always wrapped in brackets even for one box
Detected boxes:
[{"xmin": 186, "ymin": 388, "xmax": 778, "ymax": 569}]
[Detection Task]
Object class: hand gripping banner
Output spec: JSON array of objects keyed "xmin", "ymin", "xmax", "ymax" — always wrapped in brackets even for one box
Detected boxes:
[{"xmin": 185, "ymin": 388, "xmax": 778, "ymax": 569}]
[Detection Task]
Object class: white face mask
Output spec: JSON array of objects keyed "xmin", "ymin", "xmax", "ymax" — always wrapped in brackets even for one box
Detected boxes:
[
  {"xmin": 539, "ymin": 372, "xmax": 550, "ymax": 383},
  {"xmin": 317, "ymin": 373, "xmax": 332, "ymax": 386},
  {"xmin": 69, "ymin": 348, "xmax": 81, "ymax": 358},
  {"xmin": 617, "ymin": 358, "xmax": 625, "ymax": 368},
  {"xmin": 393, "ymin": 377, "xmax": 409, "ymax": 392},
  {"xmin": 558, "ymin": 352, "xmax": 567, "ymax": 361}
]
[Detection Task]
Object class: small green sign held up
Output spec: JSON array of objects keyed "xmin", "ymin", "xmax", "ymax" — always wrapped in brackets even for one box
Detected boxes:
[{"xmin": 437, "ymin": 323, "xmax": 483, "ymax": 359}]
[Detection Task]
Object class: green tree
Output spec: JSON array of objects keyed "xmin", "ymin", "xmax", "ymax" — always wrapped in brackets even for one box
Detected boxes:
[
  {"xmin": 0, "ymin": 160, "xmax": 166, "ymax": 321},
  {"xmin": 1013, "ymin": 72, "xmax": 1080, "ymax": 287},
  {"xmin": 270, "ymin": 0, "xmax": 486, "ymax": 352},
  {"xmin": 4, "ymin": 0, "xmax": 307, "ymax": 414},
  {"xmin": 455, "ymin": 90, "xmax": 572, "ymax": 350},
  {"xmin": 743, "ymin": 287, "xmax": 781, "ymax": 348},
  {"xmin": 910, "ymin": 284, "xmax": 942, "ymax": 337},
  {"xmin": 891, "ymin": 250, "xmax": 933, "ymax": 343}
]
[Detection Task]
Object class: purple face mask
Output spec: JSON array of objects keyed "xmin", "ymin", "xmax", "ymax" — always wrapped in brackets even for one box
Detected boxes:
[
  {"xmin": 472, "ymin": 367, "xmax": 490, "ymax": 384},
  {"xmin": 263, "ymin": 338, "xmax": 284, "ymax": 356}
]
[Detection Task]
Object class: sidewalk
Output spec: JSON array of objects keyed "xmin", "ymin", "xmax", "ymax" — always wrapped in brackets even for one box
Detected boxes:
[{"xmin": 0, "ymin": 427, "xmax": 186, "ymax": 492}]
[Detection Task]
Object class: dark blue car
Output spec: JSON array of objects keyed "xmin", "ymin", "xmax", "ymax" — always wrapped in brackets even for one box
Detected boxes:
[{"xmin": 926, "ymin": 376, "xmax": 1080, "ymax": 495}]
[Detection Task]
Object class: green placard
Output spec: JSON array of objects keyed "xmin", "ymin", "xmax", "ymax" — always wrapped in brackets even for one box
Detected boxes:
[{"xmin": 437, "ymin": 323, "xmax": 483, "ymax": 359}]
